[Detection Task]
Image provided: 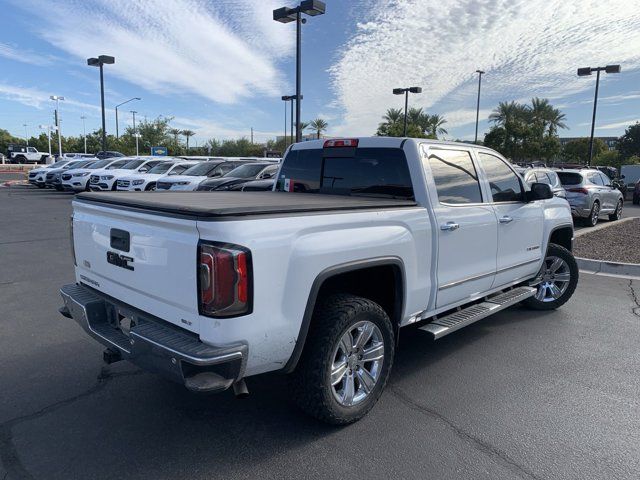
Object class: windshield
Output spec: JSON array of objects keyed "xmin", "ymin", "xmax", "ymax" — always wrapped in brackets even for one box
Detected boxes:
[
  {"xmin": 121, "ymin": 159, "xmax": 145, "ymax": 170},
  {"xmin": 226, "ymin": 164, "xmax": 270, "ymax": 179},
  {"xmin": 106, "ymin": 159, "xmax": 129, "ymax": 169},
  {"xmin": 86, "ymin": 159, "xmax": 111, "ymax": 169},
  {"xmin": 64, "ymin": 160, "xmax": 92, "ymax": 169},
  {"xmin": 147, "ymin": 162, "xmax": 175, "ymax": 174},
  {"xmin": 49, "ymin": 161, "xmax": 69, "ymax": 168},
  {"xmin": 557, "ymin": 172, "xmax": 583, "ymax": 186},
  {"xmin": 182, "ymin": 162, "xmax": 220, "ymax": 176}
]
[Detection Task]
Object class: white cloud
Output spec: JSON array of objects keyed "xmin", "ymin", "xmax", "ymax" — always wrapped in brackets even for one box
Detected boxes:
[
  {"xmin": 0, "ymin": 83, "xmax": 100, "ymax": 113},
  {"xmin": 331, "ymin": 0, "xmax": 640, "ymax": 136},
  {"xmin": 14, "ymin": 0, "xmax": 293, "ymax": 105},
  {"xmin": 0, "ymin": 42, "xmax": 54, "ymax": 65},
  {"xmin": 172, "ymin": 116, "xmax": 281, "ymax": 143},
  {"xmin": 595, "ymin": 119, "xmax": 640, "ymax": 131}
]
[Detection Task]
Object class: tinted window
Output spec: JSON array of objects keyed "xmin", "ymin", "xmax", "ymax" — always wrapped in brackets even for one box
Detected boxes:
[
  {"xmin": 226, "ymin": 164, "xmax": 271, "ymax": 179},
  {"xmin": 121, "ymin": 160, "xmax": 144, "ymax": 170},
  {"xmin": 587, "ymin": 173, "xmax": 603, "ymax": 185},
  {"xmin": 106, "ymin": 159, "xmax": 129, "ymax": 169},
  {"xmin": 169, "ymin": 164, "xmax": 189, "ymax": 175},
  {"xmin": 183, "ymin": 162, "xmax": 221, "ymax": 176},
  {"xmin": 87, "ymin": 160, "xmax": 111, "ymax": 169},
  {"xmin": 147, "ymin": 162, "xmax": 175, "ymax": 174},
  {"xmin": 599, "ymin": 173, "xmax": 611, "ymax": 186},
  {"xmin": 427, "ymin": 149, "xmax": 482, "ymax": 204},
  {"xmin": 557, "ymin": 172, "xmax": 583, "ymax": 185},
  {"xmin": 547, "ymin": 171, "xmax": 560, "ymax": 188},
  {"xmin": 479, "ymin": 152, "xmax": 523, "ymax": 202},
  {"xmin": 277, "ymin": 148, "xmax": 413, "ymax": 198}
]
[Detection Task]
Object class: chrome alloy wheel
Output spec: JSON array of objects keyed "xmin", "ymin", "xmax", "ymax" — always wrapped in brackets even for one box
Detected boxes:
[
  {"xmin": 590, "ymin": 202, "xmax": 600, "ymax": 226},
  {"xmin": 330, "ymin": 321, "xmax": 384, "ymax": 406},
  {"xmin": 531, "ymin": 256, "xmax": 571, "ymax": 302}
]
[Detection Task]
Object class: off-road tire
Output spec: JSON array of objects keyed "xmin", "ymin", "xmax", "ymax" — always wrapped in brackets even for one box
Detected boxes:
[
  {"xmin": 609, "ymin": 200, "xmax": 623, "ymax": 221},
  {"xmin": 289, "ymin": 294, "xmax": 395, "ymax": 425},
  {"xmin": 524, "ymin": 243, "xmax": 578, "ymax": 311}
]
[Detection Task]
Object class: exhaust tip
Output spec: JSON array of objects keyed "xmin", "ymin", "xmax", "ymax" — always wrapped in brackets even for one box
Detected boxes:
[{"xmin": 232, "ymin": 379, "xmax": 249, "ymax": 399}]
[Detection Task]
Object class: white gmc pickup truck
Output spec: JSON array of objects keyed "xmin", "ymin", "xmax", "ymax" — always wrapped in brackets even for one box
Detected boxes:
[{"xmin": 59, "ymin": 137, "xmax": 578, "ymax": 424}]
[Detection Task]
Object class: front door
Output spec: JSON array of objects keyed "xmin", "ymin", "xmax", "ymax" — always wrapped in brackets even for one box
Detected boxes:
[
  {"xmin": 476, "ymin": 152, "xmax": 544, "ymax": 287},
  {"xmin": 423, "ymin": 147, "xmax": 497, "ymax": 308}
]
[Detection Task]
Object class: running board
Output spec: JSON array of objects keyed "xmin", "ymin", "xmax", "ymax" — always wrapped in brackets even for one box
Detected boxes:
[{"xmin": 419, "ymin": 286, "xmax": 536, "ymax": 339}]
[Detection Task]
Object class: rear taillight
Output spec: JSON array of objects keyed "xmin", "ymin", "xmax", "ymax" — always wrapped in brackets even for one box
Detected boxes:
[
  {"xmin": 568, "ymin": 187, "xmax": 589, "ymax": 195},
  {"xmin": 198, "ymin": 242, "xmax": 252, "ymax": 318}
]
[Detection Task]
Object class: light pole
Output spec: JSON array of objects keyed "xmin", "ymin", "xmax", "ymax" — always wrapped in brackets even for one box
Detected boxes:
[
  {"xmin": 281, "ymin": 96, "xmax": 289, "ymax": 149},
  {"xmin": 23, "ymin": 124, "xmax": 29, "ymax": 146},
  {"xmin": 39, "ymin": 124, "xmax": 55, "ymax": 157},
  {"xmin": 115, "ymin": 97, "xmax": 140, "ymax": 139},
  {"xmin": 131, "ymin": 111, "xmax": 139, "ymax": 156},
  {"xmin": 80, "ymin": 115, "xmax": 87, "ymax": 153},
  {"xmin": 474, "ymin": 70, "xmax": 485, "ymax": 144},
  {"xmin": 50, "ymin": 95, "xmax": 64, "ymax": 157},
  {"xmin": 87, "ymin": 55, "xmax": 115, "ymax": 152},
  {"xmin": 273, "ymin": 0, "xmax": 326, "ymax": 143},
  {"xmin": 577, "ymin": 64, "xmax": 621, "ymax": 166},
  {"xmin": 393, "ymin": 87, "xmax": 422, "ymax": 136}
]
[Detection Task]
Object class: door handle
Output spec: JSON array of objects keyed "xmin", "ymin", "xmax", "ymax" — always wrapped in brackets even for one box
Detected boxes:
[
  {"xmin": 440, "ymin": 221, "xmax": 460, "ymax": 231},
  {"xmin": 499, "ymin": 216, "xmax": 513, "ymax": 224}
]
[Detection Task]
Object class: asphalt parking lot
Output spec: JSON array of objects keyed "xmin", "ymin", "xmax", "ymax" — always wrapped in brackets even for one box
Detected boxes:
[{"xmin": 1, "ymin": 181, "xmax": 640, "ymax": 480}]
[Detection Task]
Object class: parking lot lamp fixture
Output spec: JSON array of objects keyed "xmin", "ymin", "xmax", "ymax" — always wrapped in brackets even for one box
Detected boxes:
[
  {"xmin": 273, "ymin": 1, "xmax": 326, "ymax": 143},
  {"xmin": 115, "ymin": 97, "xmax": 141, "ymax": 139},
  {"xmin": 87, "ymin": 55, "xmax": 115, "ymax": 152},
  {"xmin": 577, "ymin": 64, "xmax": 621, "ymax": 166},
  {"xmin": 474, "ymin": 70, "xmax": 485, "ymax": 144},
  {"xmin": 393, "ymin": 87, "xmax": 422, "ymax": 136},
  {"xmin": 50, "ymin": 95, "xmax": 65, "ymax": 156}
]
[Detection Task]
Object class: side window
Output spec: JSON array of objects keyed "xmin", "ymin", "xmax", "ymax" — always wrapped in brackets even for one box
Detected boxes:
[
  {"xmin": 171, "ymin": 165, "xmax": 188, "ymax": 175},
  {"xmin": 588, "ymin": 173, "xmax": 603, "ymax": 186},
  {"xmin": 28, "ymin": 147, "xmax": 37, "ymax": 153},
  {"xmin": 599, "ymin": 173, "xmax": 611, "ymax": 186},
  {"xmin": 478, "ymin": 153, "xmax": 524, "ymax": 202},
  {"xmin": 537, "ymin": 172, "xmax": 552, "ymax": 185},
  {"xmin": 426, "ymin": 149, "xmax": 482, "ymax": 204}
]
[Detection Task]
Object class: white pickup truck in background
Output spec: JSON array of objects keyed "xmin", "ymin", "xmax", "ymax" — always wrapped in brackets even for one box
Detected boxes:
[
  {"xmin": 59, "ymin": 137, "xmax": 578, "ymax": 424},
  {"xmin": 10, "ymin": 146, "xmax": 50, "ymax": 164}
]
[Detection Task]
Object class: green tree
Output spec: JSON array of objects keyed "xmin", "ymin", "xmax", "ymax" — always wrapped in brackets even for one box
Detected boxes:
[
  {"xmin": 562, "ymin": 138, "xmax": 607, "ymax": 164},
  {"xmin": 181, "ymin": 129, "xmax": 195, "ymax": 150},
  {"xmin": 617, "ymin": 122, "xmax": 640, "ymax": 159},
  {"xmin": 376, "ymin": 107, "xmax": 446, "ymax": 139},
  {"xmin": 308, "ymin": 118, "xmax": 328, "ymax": 139},
  {"xmin": 592, "ymin": 150, "xmax": 623, "ymax": 169}
]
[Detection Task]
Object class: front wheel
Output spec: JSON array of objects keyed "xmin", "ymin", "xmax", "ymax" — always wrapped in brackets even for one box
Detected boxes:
[
  {"xmin": 582, "ymin": 201, "xmax": 600, "ymax": 227},
  {"xmin": 290, "ymin": 294, "xmax": 395, "ymax": 425},
  {"xmin": 609, "ymin": 200, "xmax": 623, "ymax": 221},
  {"xmin": 145, "ymin": 183, "xmax": 156, "ymax": 191},
  {"xmin": 524, "ymin": 244, "xmax": 578, "ymax": 311}
]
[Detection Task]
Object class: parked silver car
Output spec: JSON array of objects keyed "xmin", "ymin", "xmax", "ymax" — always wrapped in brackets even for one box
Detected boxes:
[
  {"xmin": 556, "ymin": 169, "xmax": 624, "ymax": 227},
  {"xmin": 523, "ymin": 168, "xmax": 566, "ymax": 198}
]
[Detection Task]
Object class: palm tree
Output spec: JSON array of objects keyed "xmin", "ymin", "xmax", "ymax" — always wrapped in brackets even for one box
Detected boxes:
[
  {"xmin": 383, "ymin": 108, "xmax": 403, "ymax": 125},
  {"xmin": 169, "ymin": 128, "xmax": 181, "ymax": 144},
  {"xmin": 308, "ymin": 118, "xmax": 328, "ymax": 139},
  {"xmin": 489, "ymin": 101, "xmax": 522, "ymax": 126},
  {"xmin": 181, "ymin": 129, "xmax": 195, "ymax": 150},
  {"xmin": 427, "ymin": 114, "xmax": 448, "ymax": 137}
]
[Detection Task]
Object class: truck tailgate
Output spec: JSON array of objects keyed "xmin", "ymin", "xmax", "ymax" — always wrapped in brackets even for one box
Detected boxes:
[{"xmin": 72, "ymin": 199, "xmax": 202, "ymax": 333}]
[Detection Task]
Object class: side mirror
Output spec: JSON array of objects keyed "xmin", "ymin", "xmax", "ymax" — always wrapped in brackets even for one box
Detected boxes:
[
  {"xmin": 139, "ymin": 167, "xmax": 148, "ymax": 173},
  {"xmin": 526, "ymin": 182, "xmax": 553, "ymax": 201}
]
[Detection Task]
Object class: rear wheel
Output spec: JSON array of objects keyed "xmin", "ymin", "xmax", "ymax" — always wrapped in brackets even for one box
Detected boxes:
[
  {"xmin": 583, "ymin": 201, "xmax": 600, "ymax": 227},
  {"xmin": 609, "ymin": 200, "xmax": 623, "ymax": 221},
  {"xmin": 524, "ymin": 244, "xmax": 578, "ymax": 311},
  {"xmin": 290, "ymin": 294, "xmax": 395, "ymax": 425},
  {"xmin": 15, "ymin": 155, "xmax": 27, "ymax": 164}
]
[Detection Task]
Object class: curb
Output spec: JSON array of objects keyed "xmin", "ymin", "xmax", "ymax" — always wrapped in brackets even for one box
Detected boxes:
[{"xmin": 576, "ymin": 257, "xmax": 640, "ymax": 280}]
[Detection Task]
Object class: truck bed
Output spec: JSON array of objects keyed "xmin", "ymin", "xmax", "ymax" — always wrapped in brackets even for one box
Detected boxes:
[{"xmin": 75, "ymin": 191, "xmax": 418, "ymax": 219}]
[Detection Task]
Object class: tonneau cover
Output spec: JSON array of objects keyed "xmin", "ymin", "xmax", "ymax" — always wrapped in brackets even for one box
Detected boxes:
[{"xmin": 75, "ymin": 191, "xmax": 418, "ymax": 218}]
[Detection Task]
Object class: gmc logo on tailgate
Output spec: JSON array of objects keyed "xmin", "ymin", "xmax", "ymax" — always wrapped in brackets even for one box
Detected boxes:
[{"xmin": 106, "ymin": 251, "xmax": 134, "ymax": 271}]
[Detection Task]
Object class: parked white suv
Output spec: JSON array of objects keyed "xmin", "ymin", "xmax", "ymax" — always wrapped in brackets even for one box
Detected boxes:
[
  {"xmin": 116, "ymin": 160, "xmax": 197, "ymax": 191},
  {"xmin": 61, "ymin": 158, "xmax": 123, "ymax": 192},
  {"xmin": 88, "ymin": 157, "xmax": 167, "ymax": 191},
  {"xmin": 60, "ymin": 138, "xmax": 577, "ymax": 424}
]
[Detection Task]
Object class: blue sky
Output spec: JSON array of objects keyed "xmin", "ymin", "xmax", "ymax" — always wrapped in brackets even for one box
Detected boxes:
[{"xmin": 1, "ymin": 0, "xmax": 640, "ymax": 146}]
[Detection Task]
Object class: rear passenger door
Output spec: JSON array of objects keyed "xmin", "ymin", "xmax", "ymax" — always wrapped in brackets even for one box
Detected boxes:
[
  {"xmin": 476, "ymin": 152, "xmax": 544, "ymax": 288},
  {"xmin": 423, "ymin": 147, "xmax": 497, "ymax": 309}
]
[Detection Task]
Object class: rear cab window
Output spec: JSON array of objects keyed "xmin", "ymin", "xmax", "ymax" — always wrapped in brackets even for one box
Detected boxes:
[{"xmin": 276, "ymin": 147, "xmax": 414, "ymax": 199}]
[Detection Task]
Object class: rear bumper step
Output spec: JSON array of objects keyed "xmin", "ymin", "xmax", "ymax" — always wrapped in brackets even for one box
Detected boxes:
[
  {"xmin": 420, "ymin": 286, "xmax": 536, "ymax": 339},
  {"xmin": 59, "ymin": 283, "xmax": 247, "ymax": 393}
]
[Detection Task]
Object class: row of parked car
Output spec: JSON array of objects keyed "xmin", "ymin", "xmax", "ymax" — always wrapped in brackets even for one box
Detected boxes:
[
  {"xmin": 519, "ymin": 166, "xmax": 633, "ymax": 227},
  {"xmin": 28, "ymin": 155, "xmax": 280, "ymax": 193}
]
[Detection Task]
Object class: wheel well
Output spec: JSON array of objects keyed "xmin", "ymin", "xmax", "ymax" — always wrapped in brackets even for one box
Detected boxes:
[
  {"xmin": 549, "ymin": 226, "xmax": 573, "ymax": 252},
  {"xmin": 315, "ymin": 265, "xmax": 403, "ymax": 327},
  {"xmin": 284, "ymin": 261, "xmax": 404, "ymax": 373}
]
